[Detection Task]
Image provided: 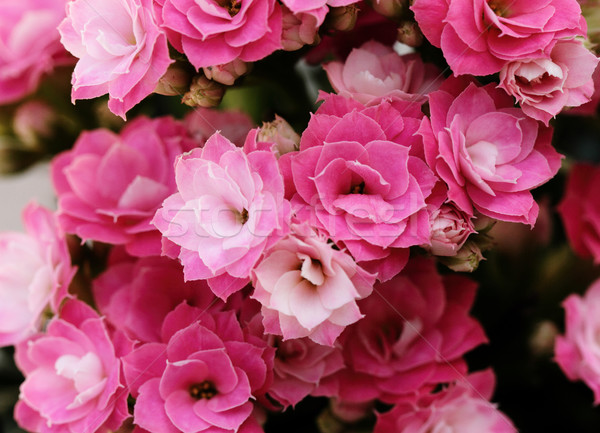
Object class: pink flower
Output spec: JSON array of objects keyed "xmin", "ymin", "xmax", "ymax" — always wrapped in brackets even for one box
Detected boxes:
[
  {"xmin": 374, "ymin": 370, "xmax": 517, "ymax": 433},
  {"xmin": 281, "ymin": 5, "xmax": 326, "ymax": 51},
  {"xmin": 252, "ymin": 223, "xmax": 375, "ymax": 346},
  {"xmin": 58, "ymin": 0, "xmax": 173, "ymax": 118},
  {"xmin": 124, "ymin": 303, "xmax": 273, "ymax": 433},
  {"xmin": 499, "ymin": 39, "xmax": 599, "ymax": 125},
  {"xmin": 152, "ymin": 132, "xmax": 290, "ymax": 300},
  {"xmin": 426, "ymin": 202, "xmax": 476, "ymax": 256},
  {"xmin": 411, "ymin": 0, "xmax": 586, "ymax": 76},
  {"xmin": 556, "ymin": 278, "xmax": 600, "ymax": 403},
  {"xmin": 0, "ymin": 203, "xmax": 75, "ymax": 347},
  {"xmin": 419, "ymin": 79, "xmax": 563, "ymax": 226},
  {"xmin": 323, "ymin": 40, "xmax": 441, "ymax": 105},
  {"xmin": 327, "ymin": 258, "xmax": 487, "ymax": 403},
  {"xmin": 184, "ymin": 108, "xmax": 255, "ymax": 147},
  {"xmin": 290, "ymin": 93, "xmax": 437, "ymax": 281},
  {"xmin": 157, "ymin": 0, "xmax": 283, "ymax": 69},
  {"xmin": 14, "ymin": 299, "xmax": 129, "ymax": 433},
  {"xmin": 0, "ymin": 0, "xmax": 71, "ymax": 104},
  {"xmin": 52, "ymin": 116, "xmax": 196, "ymax": 257},
  {"xmin": 558, "ymin": 163, "xmax": 600, "ymax": 262}
]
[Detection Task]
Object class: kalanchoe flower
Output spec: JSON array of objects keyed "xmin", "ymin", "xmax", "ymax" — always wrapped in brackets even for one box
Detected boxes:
[
  {"xmin": 58, "ymin": 0, "xmax": 173, "ymax": 118},
  {"xmin": 257, "ymin": 115, "xmax": 300, "ymax": 157},
  {"xmin": 425, "ymin": 202, "xmax": 476, "ymax": 257},
  {"xmin": 14, "ymin": 299, "xmax": 130, "ymax": 433},
  {"xmin": 281, "ymin": 5, "xmax": 326, "ymax": 51},
  {"xmin": 153, "ymin": 131, "xmax": 290, "ymax": 300},
  {"xmin": 52, "ymin": 116, "xmax": 196, "ymax": 257},
  {"xmin": 0, "ymin": 203, "xmax": 75, "ymax": 347},
  {"xmin": 252, "ymin": 222, "xmax": 375, "ymax": 346},
  {"xmin": 182, "ymin": 75, "xmax": 225, "ymax": 108}
]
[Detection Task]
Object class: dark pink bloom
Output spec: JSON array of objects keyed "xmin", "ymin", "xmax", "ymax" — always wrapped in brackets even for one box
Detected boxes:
[
  {"xmin": 420, "ymin": 78, "xmax": 562, "ymax": 226},
  {"xmin": 411, "ymin": 0, "xmax": 586, "ymax": 76},
  {"xmin": 14, "ymin": 299, "xmax": 129, "ymax": 433},
  {"xmin": 52, "ymin": 116, "xmax": 196, "ymax": 257}
]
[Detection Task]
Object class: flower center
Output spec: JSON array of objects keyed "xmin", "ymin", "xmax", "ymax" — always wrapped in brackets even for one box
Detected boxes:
[
  {"xmin": 487, "ymin": 0, "xmax": 510, "ymax": 17},
  {"xmin": 189, "ymin": 381, "xmax": 218, "ymax": 400},
  {"xmin": 350, "ymin": 181, "xmax": 366, "ymax": 194},
  {"xmin": 216, "ymin": 0, "xmax": 241, "ymax": 16},
  {"xmin": 237, "ymin": 208, "xmax": 249, "ymax": 225}
]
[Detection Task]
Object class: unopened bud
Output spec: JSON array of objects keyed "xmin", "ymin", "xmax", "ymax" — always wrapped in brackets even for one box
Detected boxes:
[
  {"xmin": 329, "ymin": 399, "xmax": 374, "ymax": 424},
  {"xmin": 154, "ymin": 61, "xmax": 193, "ymax": 96},
  {"xmin": 0, "ymin": 136, "xmax": 38, "ymax": 174},
  {"xmin": 281, "ymin": 6, "xmax": 322, "ymax": 51},
  {"xmin": 529, "ymin": 320, "xmax": 559, "ymax": 356},
  {"xmin": 439, "ymin": 240, "xmax": 484, "ymax": 272},
  {"xmin": 327, "ymin": 5, "xmax": 359, "ymax": 32},
  {"xmin": 13, "ymin": 101, "xmax": 58, "ymax": 150},
  {"xmin": 203, "ymin": 59, "xmax": 251, "ymax": 86},
  {"xmin": 182, "ymin": 75, "xmax": 225, "ymax": 108},
  {"xmin": 367, "ymin": 0, "xmax": 406, "ymax": 20},
  {"xmin": 397, "ymin": 21, "xmax": 423, "ymax": 47},
  {"xmin": 258, "ymin": 115, "xmax": 300, "ymax": 157}
]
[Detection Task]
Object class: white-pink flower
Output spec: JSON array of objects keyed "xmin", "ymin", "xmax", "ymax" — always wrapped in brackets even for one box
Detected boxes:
[{"xmin": 58, "ymin": 0, "xmax": 172, "ymax": 118}]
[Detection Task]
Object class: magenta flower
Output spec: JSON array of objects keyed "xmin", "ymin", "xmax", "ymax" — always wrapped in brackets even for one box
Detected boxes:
[
  {"xmin": 58, "ymin": 0, "xmax": 173, "ymax": 118},
  {"xmin": 0, "ymin": 203, "xmax": 75, "ymax": 347},
  {"xmin": 411, "ymin": 0, "xmax": 586, "ymax": 76},
  {"xmin": 14, "ymin": 299, "xmax": 129, "ymax": 433},
  {"xmin": 52, "ymin": 116, "xmax": 196, "ymax": 257},
  {"xmin": 157, "ymin": 0, "xmax": 283, "ymax": 69},
  {"xmin": 153, "ymin": 132, "xmax": 290, "ymax": 300},
  {"xmin": 419, "ymin": 79, "xmax": 563, "ymax": 226}
]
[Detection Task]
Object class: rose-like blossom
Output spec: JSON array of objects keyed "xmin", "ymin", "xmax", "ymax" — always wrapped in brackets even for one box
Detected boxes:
[
  {"xmin": 0, "ymin": 203, "xmax": 75, "ymax": 347},
  {"xmin": 323, "ymin": 40, "xmax": 441, "ymax": 105},
  {"xmin": 419, "ymin": 78, "xmax": 562, "ymax": 226},
  {"xmin": 411, "ymin": 0, "xmax": 586, "ymax": 76},
  {"xmin": 58, "ymin": 0, "xmax": 172, "ymax": 118},
  {"xmin": 425, "ymin": 202, "xmax": 476, "ymax": 256},
  {"xmin": 14, "ymin": 299, "xmax": 129, "ymax": 433},
  {"xmin": 156, "ymin": 0, "xmax": 283, "ymax": 69},
  {"xmin": 184, "ymin": 108, "xmax": 255, "ymax": 147},
  {"xmin": 124, "ymin": 303, "xmax": 273, "ymax": 433},
  {"xmin": 555, "ymin": 278, "xmax": 600, "ymax": 402},
  {"xmin": 499, "ymin": 39, "xmax": 599, "ymax": 125},
  {"xmin": 290, "ymin": 93, "xmax": 437, "ymax": 281},
  {"xmin": 326, "ymin": 258, "xmax": 487, "ymax": 403},
  {"xmin": 558, "ymin": 163, "xmax": 600, "ymax": 262},
  {"xmin": 153, "ymin": 132, "xmax": 290, "ymax": 300},
  {"xmin": 281, "ymin": 4, "xmax": 326, "ymax": 51},
  {"xmin": 252, "ymin": 223, "xmax": 375, "ymax": 346},
  {"xmin": 374, "ymin": 370, "xmax": 517, "ymax": 433},
  {"xmin": 52, "ymin": 116, "xmax": 196, "ymax": 257},
  {"xmin": 0, "ymin": 0, "xmax": 71, "ymax": 104}
]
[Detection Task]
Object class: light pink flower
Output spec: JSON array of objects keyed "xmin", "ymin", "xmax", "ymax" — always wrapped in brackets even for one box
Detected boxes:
[
  {"xmin": 411, "ymin": 0, "xmax": 586, "ymax": 76},
  {"xmin": 58, "ymin": 0, "xmax": 172, "ymax": 118},
  {"xmin": 0, "ymin": 0, "xmax": 71, "ymax": 104},
  {"xmin": 281, "ymin": 4, "xmax": 326, "ymax": 51},
  {"xmin": 426, "ymin": 202, "xmax": 476, "ymax": 256},
  {"xmin": 152, "ymin": 132, "xmax": 290, "ymax": 300},
  {"xmin": 499, "ymin": 39, "xmax": 599, "ymax": 125},
  {"xmin": 419, "ymin": 79, "xmax": 563, "ymax": 226},
  {"xmin": 374, "ymin": 370, "xmax": 517, "ymax": 433},
  {"xmin": 14, "ymin": 299, "xmax": 129, "ymax": 433},
  {"xmin": 323, "ymin": 40, "xmax": 441, "ymax": 105},
  {"xmin": 290, "ymin": 93, "xmax": 437, "ymax": 281},
  {"xmin": 52, "ymin": 116, "xmax": 196, "ymax": 257},
  {"xmin": 327, "ymin": 258, "xmax": 487, "ymax": 403},
  {"xmin": 556, "ymin": 278, "xmax": 600, "ymax": 403},
  {"xmin": 252, "ymin": 223, "xmax": 375, "ymax": 346},
  {"xmin": 157, "ymin": 0, "xmax": 283, "ymax": 69},
  {"xmin": 0, "ymin": 203, "xmax": 75, "ymax": 347}
]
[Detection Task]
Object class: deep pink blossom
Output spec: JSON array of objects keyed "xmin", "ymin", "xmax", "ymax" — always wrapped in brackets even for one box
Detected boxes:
[
  {"xmin": 58, "ymin": 0, "xmax": 172, "ymax": 118},
  {"xmin": 0, "ymin": 203, "xmax": 75, "ymax": 347},
  {"xmin": 52, "ymin": 116, "xmax": 196, "ymax": 257},
  {"xmin": 14, "ymin": 299, "xmax": 129, "ymax": 433},
  {"xmin": 411, "ymin": 0, "xmax": 586, "ymax": 76},
  {"xmin": 419, "ymin": 78, "xmax": 562, "ymax": 226}
]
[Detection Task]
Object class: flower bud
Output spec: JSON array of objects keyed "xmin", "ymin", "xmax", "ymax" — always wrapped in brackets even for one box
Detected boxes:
[
  {"xmin": 182, "ymin": 75, "xmax": 225, "ymax": 108},
  {"xmin": 425, "ymin": 203, "xmax": 476, "ymax": 257},
  {"xmin": 439, "ymin": 240, "xmax": 485, "ymax": 272},
  {"xmin": 154, "ymin": 61, "xmax": 193, "ymax": 96},
  {"xmin": 366, "ymin": 0, "xmax": 406, "ymax": 20},
  {"xmin": 12, "ymin": 101, "xmax": 58, "ymax": 150},
  {"xmin": 0, "ymin": 136, "xmax": 38, "ymax": 174},
  {"xmin": 397, "ymin": 21, "xmax": 424, "ymax": 47},
  {"xmin": 202, "ymin": 58, "xmax": 251, "ymax": 86},
  {"xmin": 327, "ymin": 5, "xmax": 359, "ymax": 32},
  {"xmin": 258, "ymin": 115, "xmax": 300, "ymax": 157},
  {"xmin": 530, "ymin": 320, "xmax": 559, "ymax": 356},
  {"xmin": 281, "ymin": 6, "xmax": 322, "ymax": 51}
]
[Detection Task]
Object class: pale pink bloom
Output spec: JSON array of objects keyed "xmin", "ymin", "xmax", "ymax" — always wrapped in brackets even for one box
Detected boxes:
[
  {"xmin": 152, "ymin": 132, "xmax": 290, "ymax": 300},
  {"xmin": 419, "ymin": 78, "xmax": 563, "ymax": 226},
  {"xmin": 290, "ymin": 93, "xmax": 437, "ymax": 281},
  {"xmin": 124, "ymin": 303, "xmax": 273, "ymax": 433},
  {"xmin": 184, "ymin": 108, "xmax": 255, "ymax": 147},
  {"xmin": 52, "ymin": 116, "xmax": 196, "ymax": 257},
  {"xmin": 556, "ymin": 278, "xmax": 600, "ymax": 403},
  {"xmin": 411, "ymin": 0, "xmax": 586, "ymax": 76},
  {"xmin": 252, "ymin": 223, "xmax": 375, "ymax": 346},
  {"xmin": 281, "ymin": 5, "xmax": 326, "ymax": 51},
  {"xmin": 14, "ymin": 299, "xmax": 129, "ymax": 433},
  {"xmin": 0, "ymin": 203, "xmax": 75, "ymax": 347},
  {"xmin": 58, "ymin": 0, "xmax": 172, "ymax": 118},
  {"xmin": 0, "ymin": 0, "xmax": 71, "ymax": 104},
  {"xmin": 499, "ymin": 39, "xmax": 599, "ymax": 125},
  {"xmin": 327, "ymin": 258, "xmax": 487, "ymax": 403},
  {"xmin": 426, "ymin": 202, "xmax": 476, "ymax": 256},
  {"xmin": 157, "ymin": 0, "xmax": 283, "ymax": 69},
  {"xmin": 374, "ymin": 370, "xmax": 517, "ymax": 433},
  {"xmin": 323, "ymin": 40, "xmax": 442, "ymax": 105}
]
